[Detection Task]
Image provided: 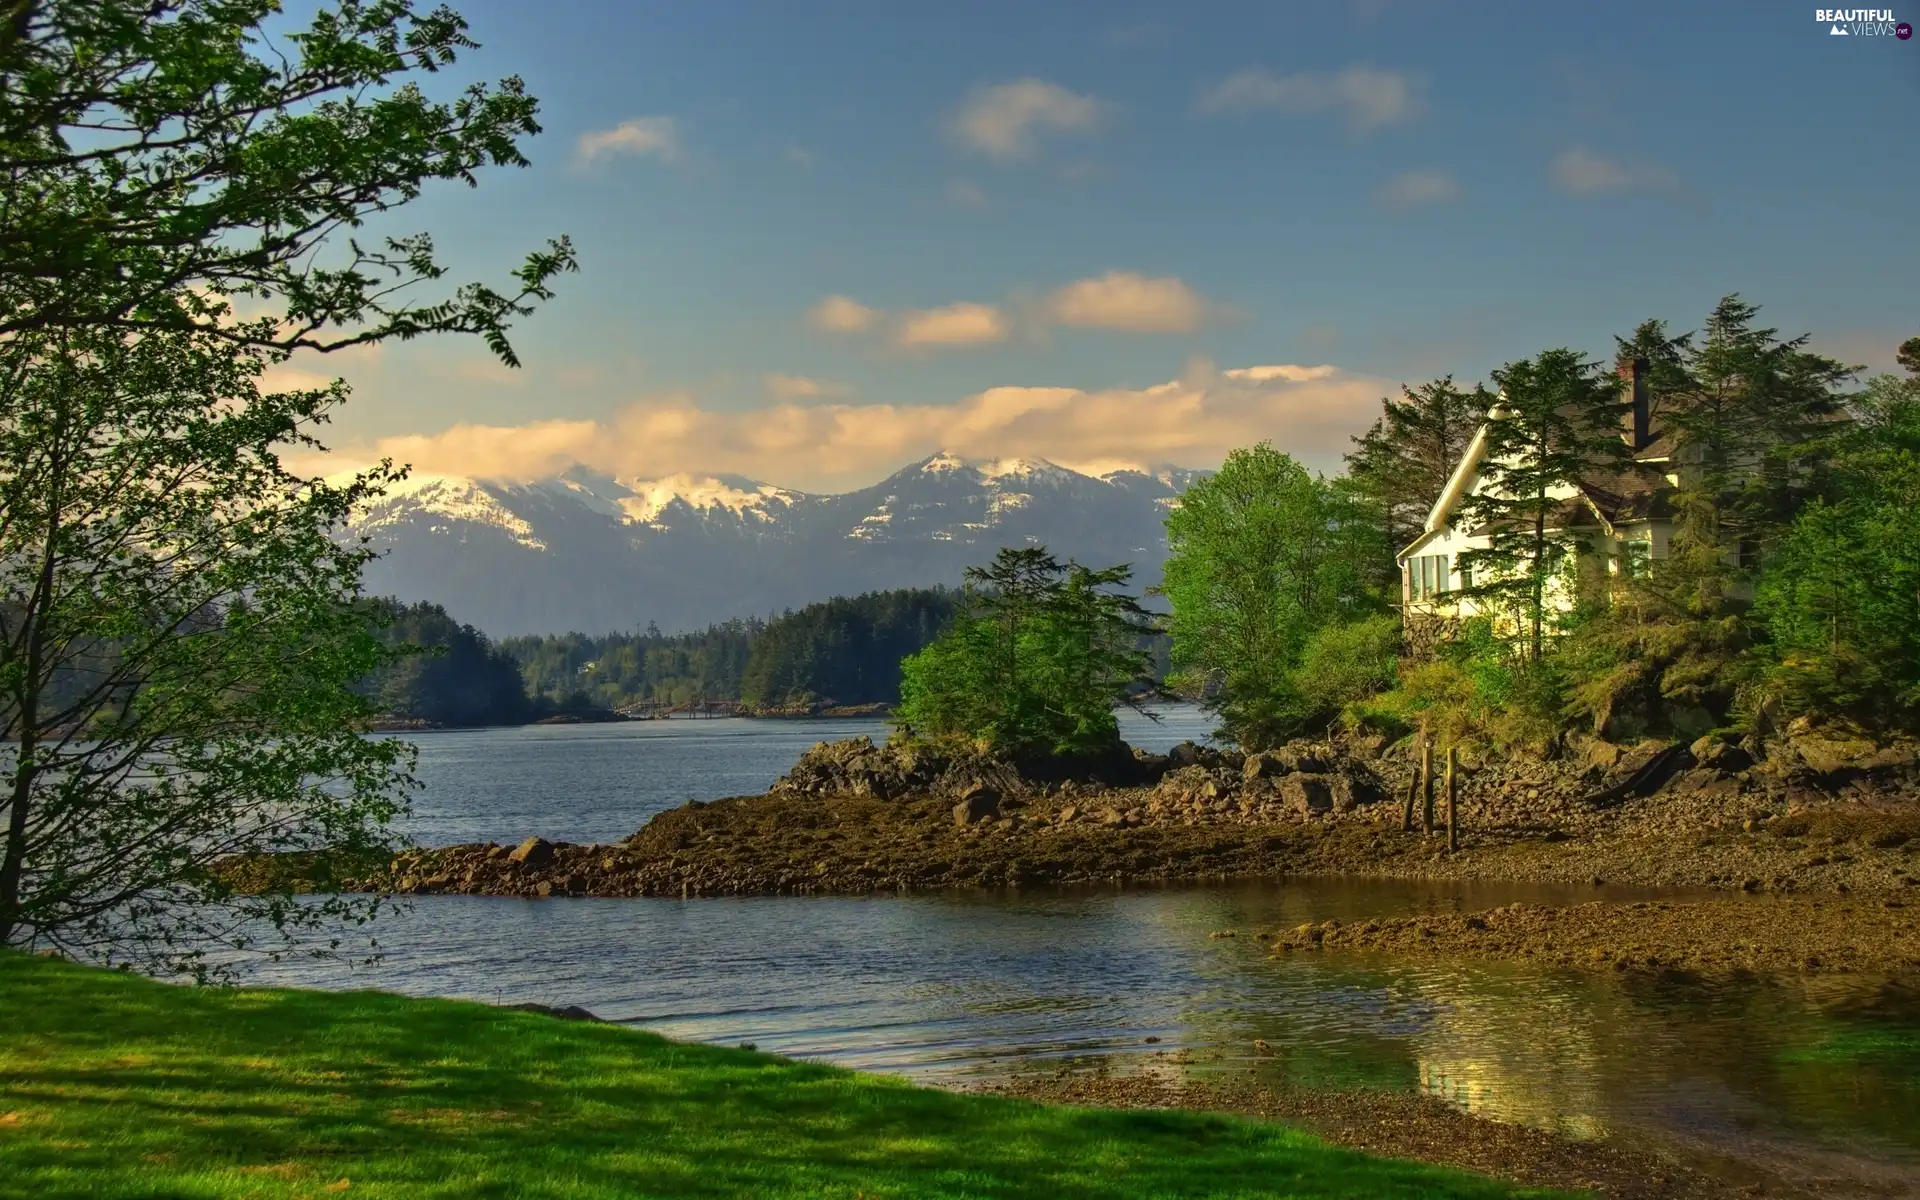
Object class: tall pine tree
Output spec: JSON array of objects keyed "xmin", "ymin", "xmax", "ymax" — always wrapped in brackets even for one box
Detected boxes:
[
  {"xmin": 1458, "ymin": 350, "xmax": 1630, "ymax": 660},
  {"xmin": 1347, "ymin": 378, "xmax": 1491, "ymax": 580}
]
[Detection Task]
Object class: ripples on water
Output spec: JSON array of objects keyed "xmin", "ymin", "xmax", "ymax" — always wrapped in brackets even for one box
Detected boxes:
[{"xmin": 255, "ymin": 707, "xmax": 1920, "ymax": 1185}]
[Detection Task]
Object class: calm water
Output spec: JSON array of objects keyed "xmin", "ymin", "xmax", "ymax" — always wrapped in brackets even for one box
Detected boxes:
[
  {"xmin": 260, "ymin": 709, "xmax": 1920, "ymax": 1188},
  {"xmin": 389, "ymin": 707, "xmax": 1213, "ymax": 847}
]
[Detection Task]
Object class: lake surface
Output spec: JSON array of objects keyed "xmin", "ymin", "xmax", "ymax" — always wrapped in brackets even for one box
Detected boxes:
[
  {"xmin": 389, "ymin": 707, "xmax": 1213, "ymax": 847},
  {"xmin": 262, "ymin": 709, "xmax": 1920, "ymax": 1189}
]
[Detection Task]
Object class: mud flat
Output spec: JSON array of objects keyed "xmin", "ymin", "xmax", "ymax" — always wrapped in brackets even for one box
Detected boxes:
[
  {"xmin": 972, "ymin": 1071, "xmax": 1918, "ymax": 1200},
  {"xmin": 1265, "ymin": 894, "xmax": 1920, "ymax": 977}
]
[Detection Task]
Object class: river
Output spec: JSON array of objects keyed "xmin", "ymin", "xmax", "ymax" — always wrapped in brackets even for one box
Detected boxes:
[{"xmin": 250, "ymin": 708, "xmax": 1920, "ymax": 1188}]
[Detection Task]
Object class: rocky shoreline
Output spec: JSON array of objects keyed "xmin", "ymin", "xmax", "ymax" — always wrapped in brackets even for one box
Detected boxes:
[{"xmin": 227, "ymin": 723, "xmax": 1920, "ymax": 976}]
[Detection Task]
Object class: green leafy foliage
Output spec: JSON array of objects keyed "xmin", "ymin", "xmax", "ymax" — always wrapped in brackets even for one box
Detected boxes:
[
  {"xmin": 0, "ymin": 322, "xmax": 413, "ymax": 976},
  {"xmin": 0, "ymin": 0, "xmax": 571, "ymax": 973},
  {"xmin": 1159, "ymin": 443, "xmax": 1388, "ymax": 749},
  {"xmin": 1292, "ymin": 615, "xmax": 1403, "ymax": 731},
  {"xmin": 895, "ymin": 548, "xmax": 1155, "ymax": 756},
  {"xmin": 0, "ymin": 0, "xmax": 575, "ymax": 360}
]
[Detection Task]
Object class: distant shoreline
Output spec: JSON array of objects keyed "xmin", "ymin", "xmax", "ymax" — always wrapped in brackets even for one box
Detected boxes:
[{"xmin": 362, "ymin": 703, "xmax": 893, "ymax": 734}]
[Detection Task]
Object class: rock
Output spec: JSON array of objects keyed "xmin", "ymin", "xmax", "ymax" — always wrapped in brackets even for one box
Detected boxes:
[
  {"xmin": 1058, "ymin": 805, "xmax": 1079, "ymax": 824},
  {"xmin": 952, "ymin": 785, "xmax": 1001, "ymax": 826},
  {"xmin": 1243, "ymin": 751, "xmax": 1290, "ymax": 781},
  {"xmin": 1790, "ymin": 733, "xmax": 1879, "ymax": 777},
  {"xmin": 533, "ymin": 880, "xmax": 554, "ymax": 898},
  {"xmin": 508, "ymin": 1002, "xmax": 602, "ymax": 1022},
  {"xmin": 1098, "ymin": 807, "xmax": 1125, "ymax": 826},
  {"xmin": 508, "ymin": 836, "xmax": 555, "ymax": 867},
  {"xmin": 1690, "ymin": 735, "xmax": 1752, "ymax": 773},
  {"xmin": 1671, "ymin": 767, "xmax": 1728, "ymax": 794},
  {"xmin": 1274, "ymin": 743, "xmax": 1330, "ymax": 775},
  {"xmin": 1583, "ymin": 740, "xmax": 1625, "ymax": 773},
  {"xmin": 1278, "ymin": 774, "xmax": 1333, "ymax": 816},
  {"xmin": 1860, "ymin": 745, "xmax": 1918, "ymax": 773}
]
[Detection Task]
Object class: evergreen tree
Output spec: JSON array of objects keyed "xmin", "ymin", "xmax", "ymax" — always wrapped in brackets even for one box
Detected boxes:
[
  {"xmin": 895, "ymin": 548, "xmax": 1154, "ymax": 756},
  {"xmin": 1565, "ymin": 300, "xmax": 1856, "ymax": 734},
  {"xmin": 1754, "ymin": 344, "xmax": 1920, "ymax": 720},
  {"xmin": 1346, "ymin": 378, "xmax": 1491, "ymax": 580},
  {"xmin": 1458, "ymin": 349, "xmax": 1630, "ymax": 661}
]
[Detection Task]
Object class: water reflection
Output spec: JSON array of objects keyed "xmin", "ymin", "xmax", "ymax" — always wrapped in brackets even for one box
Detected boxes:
[
  {"xmin": 250, "ymin": 709, "xmax": 1920, "ymax": 1185},
  {"xmin": 248, "ymin": 878, "xmax": 1920, "ymax": 1179}
]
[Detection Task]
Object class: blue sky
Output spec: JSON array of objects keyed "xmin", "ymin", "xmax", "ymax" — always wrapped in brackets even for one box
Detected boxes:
[{"xmin": 294, "ymin": 0, "xmax": 1920, "ymax": 491}]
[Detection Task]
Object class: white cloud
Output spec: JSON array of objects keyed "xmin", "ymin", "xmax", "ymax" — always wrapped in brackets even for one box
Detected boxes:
[
  {"xmin": 895, "ymin": 301, "xmax": 1011, "ymax": 348},
  {"xmin": 576, "ymin": 116, "xmax": 680, "ymax": 165},
  {"xmin": 806, "ymin": 294, "xmax": 879, "ymax": 334},
  {"xmin": 785, "ymin": 144, "xmax": 814, "ymax": 169},
  {"xmin": 950, "ymin": 78, "xmax": 1102, "ymax": 160},
  {"xmin": 947, "ymin": 179, "xmax": 989, "ymax": 209},
  {"xmin": 1195, "ymin": 66, "xmax": 1420, "ymax": 130},
  {"xmin": 322, "ymin": 360, "xmax": 1385, "ymax": 492},
  {"xmin": 762, "ymin": 373, "xmax": 847, "ymax": 401},
  {"xmin": 1376, "ymin": 169, "xmax": 1461, "ymax": 207},
  {"xmin": 1549, "ymin": 147, "xmax": 1676, "ymax": 194},
  {"xmin": 1041, "ymin": 272, "xmax": 1210, "ymax": 333}
]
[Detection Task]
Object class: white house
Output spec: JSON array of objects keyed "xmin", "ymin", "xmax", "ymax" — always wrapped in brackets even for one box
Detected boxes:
[{"xmin": 1398, "ymin": 358, "xmax": 1678, "ymax": 619}]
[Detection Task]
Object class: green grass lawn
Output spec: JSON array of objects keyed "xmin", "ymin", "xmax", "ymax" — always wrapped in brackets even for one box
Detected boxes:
[{"xmin": 0, "ymin": 952, "xmax": 1570, "ymax": 1199}]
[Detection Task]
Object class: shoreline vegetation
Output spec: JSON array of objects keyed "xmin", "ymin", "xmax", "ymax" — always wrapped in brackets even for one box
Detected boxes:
[{"xmin": 0, "ymin": 952, "xmax": 1565, "ymax": 1200}]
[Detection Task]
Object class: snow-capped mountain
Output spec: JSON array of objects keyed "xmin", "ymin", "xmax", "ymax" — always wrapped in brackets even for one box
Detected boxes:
[{"xmin": 346, "ymin": 454, "xmax": 1206, "ymax": 635}]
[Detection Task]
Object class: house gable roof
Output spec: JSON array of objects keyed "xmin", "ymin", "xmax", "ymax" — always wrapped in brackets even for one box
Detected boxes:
[{"xmin": 1398, "ymin": 401, "xmax": 1677, "ymax": 564}]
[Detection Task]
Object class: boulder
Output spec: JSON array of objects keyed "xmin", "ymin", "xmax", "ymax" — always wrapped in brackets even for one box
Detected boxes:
[
  {"xmin": 1671, "ymin": 766, "xmax": 1728, "ymax": 794},
  {"xmin": 1789, "ymin": 733, "xmax": 1879, "ymax": 777},
  {"xmin": 1274, "ymin": 743, "xmax": 1330, "ymax": 775},
  {"xmin": 508, "ymin": 836, "xmax": 555, "ymax": 868},
  {"xmin": 951, "ymin": 785, "xmax": 1001, "ymax": 826},
  {"xmin": 1690, "ymin": 735, "xmax": 1752, "ymax": 773},
  {"xmin": 1243, "ymin": 751, "xmax": 1290, "ymax": 781},
  {"xmin": 1057, "ymin": 804, "xmax": 1079, "ymax": 824},
  {"xmin": 1278, "ymin": 773, "xmax": 1334, "ymax": 816}
]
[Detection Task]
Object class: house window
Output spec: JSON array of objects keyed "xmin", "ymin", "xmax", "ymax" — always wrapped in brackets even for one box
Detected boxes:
[{"xmin": 1407, "ymin": 554, "xmax": 1453, "ymax": 601}]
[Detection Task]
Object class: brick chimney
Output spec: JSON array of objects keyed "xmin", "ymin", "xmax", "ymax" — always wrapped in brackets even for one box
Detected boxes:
[{"xmin": 1618, "ymin": 356, "xmax": 1650, "ymax": 451}]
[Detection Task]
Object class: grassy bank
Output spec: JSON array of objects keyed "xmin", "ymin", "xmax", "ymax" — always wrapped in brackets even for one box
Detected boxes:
[{"xmin": 0, "ymin": 953, "xmax": 1565, "ymax": 1199}]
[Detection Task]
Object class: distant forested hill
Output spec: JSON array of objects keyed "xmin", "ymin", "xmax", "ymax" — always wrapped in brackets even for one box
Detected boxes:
[
  {"xmin": 498, "ymin": 587, "xmax": 959, "ymax": 710},
  {"xmin": 361, "ymin": 599, "xmax": 535, "ymax": 727},
  {"xmin": 740, "ymin": 588, "xmax": 959, "ymax": 708},
  {"xmin": 499, "ymin": 621, "xmax": 759, "ymax": 710}
]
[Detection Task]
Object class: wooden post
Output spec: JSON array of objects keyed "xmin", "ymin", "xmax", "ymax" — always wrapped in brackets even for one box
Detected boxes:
[
  {"xmin": 1420, "ymin": 741, "xmax": 1435, "ymax": 835},
  {"xmin": 1445, "ymin": 746, "xmax": 1459, "ymax": 852},
  {"xmin": 1401, "ymin": 733, "xmax": 1423, "ymax": 832}
]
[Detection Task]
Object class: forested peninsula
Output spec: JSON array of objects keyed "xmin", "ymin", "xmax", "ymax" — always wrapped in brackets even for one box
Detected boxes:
[{"xmin": 360, "ymin": 587, "xmax": 965, "ymax": 727}]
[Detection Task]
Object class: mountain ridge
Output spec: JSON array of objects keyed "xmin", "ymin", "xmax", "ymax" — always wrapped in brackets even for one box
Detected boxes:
[{"xmin": 346, "ymin": 451, "xmax": 1207, "ymax": 636}]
